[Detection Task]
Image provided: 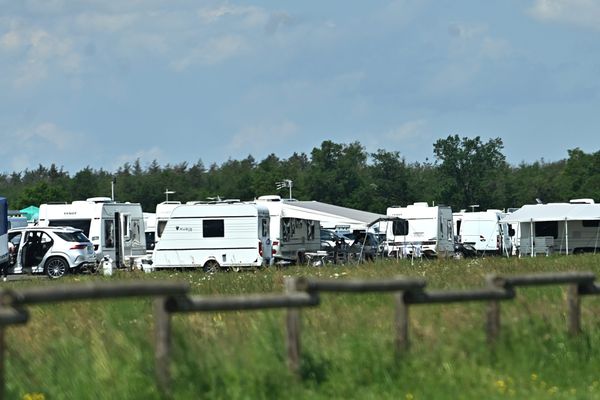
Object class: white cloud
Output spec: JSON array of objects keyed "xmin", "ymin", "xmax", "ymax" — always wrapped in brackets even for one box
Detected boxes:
[
  {"xmin": 530, "ymin": 0, "xmax": 600, "ymax": 29},
  {"xmin": 170, "ymin": 35, "xmax": 247, "ymax": 71},
  {"xmin": 112, "ymin": 146, "xmax": 164, "ymax": 170},
  {"xmin": 385, "ymin": 119, "xmax": 427, "ymax": 142},
  {"xmin": 0, "ymin": 30, "xmax": 21, "ymax": 50},
  {"xmin": 0, "ymin": 122, "xmax": 85, "ymax": 171},
  {"xmin": 229, "ymin": 121, "xmax": 298, "ymax": 153},
  {"xmin": 76, "ymin": 12, "xmax": 139, "ymax": 33},
  {"xmin": 197, "ymin": 4, "xmax": 268, "ymax": 28}
]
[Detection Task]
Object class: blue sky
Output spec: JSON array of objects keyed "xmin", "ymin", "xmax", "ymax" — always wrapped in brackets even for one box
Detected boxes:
[{"xmin": 1, "ymin": 0, "xmax": 600, "ymax": 174}]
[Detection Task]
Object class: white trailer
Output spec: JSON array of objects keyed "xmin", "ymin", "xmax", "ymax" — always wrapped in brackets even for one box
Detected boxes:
[
  {"xmin": 255, "ymin": 195, "xmax": 320, "ymax": 264},
  {"xmin": 155, "ymin": 201, "xmax": 182, "ymax": 243},
  {"xmin": 386, "ymin": 202, "xmax": 454, "ymax": 258},
  {"xmin": 38, "ymin": 197, "xmax": 146, "ymax": 264},
  {"xmin": 453, "ymin": 210, "xmax": 511, "ymax": 255},
  {"xmin": 152, "ymin": 202, "xmax": 272, "ymax": 272},
  {"xmin": 501, "ymin": 199, "xmax": 600, "ymax": 257}
]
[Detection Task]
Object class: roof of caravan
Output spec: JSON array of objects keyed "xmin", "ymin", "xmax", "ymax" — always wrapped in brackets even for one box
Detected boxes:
[
  {"xmin": 502, "ymin": 203, "xmax": 600, "ymax": 223},
  {"xmin": 169, "ymin": 202, "xmax": 266, "ymax": 218},
  {"xmin": 283, "ymin": 201, "xmax": 385, "ymax": 226}
]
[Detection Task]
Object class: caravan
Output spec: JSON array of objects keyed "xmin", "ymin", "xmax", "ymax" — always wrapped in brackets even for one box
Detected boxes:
[
  {"xmin": 255, "ymin": 195, "xmax": 320, "ymax": 264},
  {"xmin": 386, "ymin": 202, "xmax": 454, "ymax": 258},
  {"xmin": 502, "ymin": 199, "xmax": 600, "ymax": 256},
  {"xmin": 38, "ymin": 197, "xmax": 146, "ymax": 264},
  {"xmin": 453, "ymin": 210, "xmax": 511, "ymax": 256},
  {"xmin": 152, "ymin": 202, "xmax": 272, "ymax": 272}
]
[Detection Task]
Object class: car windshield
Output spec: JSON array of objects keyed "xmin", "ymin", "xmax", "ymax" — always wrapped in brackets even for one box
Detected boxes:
[{"xmin": 55, "ymin": 231, "xmax": 90, "ymax": 243}]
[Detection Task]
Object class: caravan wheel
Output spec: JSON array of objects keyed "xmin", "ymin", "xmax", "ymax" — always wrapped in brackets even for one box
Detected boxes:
[{"xmin": 203, "ymin": 260, "xmax": 220, "ymax": 273}]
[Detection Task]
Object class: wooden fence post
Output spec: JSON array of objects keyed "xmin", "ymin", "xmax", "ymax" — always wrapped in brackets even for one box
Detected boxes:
[
  {"xmin": 486, "ymin": 300, "xmax": 501, "ymax": 344},
  {"xmin": 394, "ymin": 292, "xmax": 409, "ymax": 355},
  {"xmin": 567, "ymin": 284, "xmax": 581, "ymax": 336},
  {"xmin": 154, "ymin": 297, "xmax": 172, "ymax": 396},
  {"xmin": 285, "ymin": 277, "xmax": 301, "ymax": 377}
]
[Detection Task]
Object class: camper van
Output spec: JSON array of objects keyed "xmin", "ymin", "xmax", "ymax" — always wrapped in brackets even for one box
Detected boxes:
[
  {"xmin": 453, "ymin": 210, "xmax": 511, "ymax": 256},
  {"xmin": 152, "ymin": 202, "xmax": 272, "ymax": 272},
  {"xmin": 386, "ymin": 202, "xmax": 454, "ymax": 258},
  {"xmin": 255, "ymin": 195, "xmax": 321, "ymax": 264},
  {"xmin": 38, "ymin": 197, "xmax": 147, "ymax": 265}
]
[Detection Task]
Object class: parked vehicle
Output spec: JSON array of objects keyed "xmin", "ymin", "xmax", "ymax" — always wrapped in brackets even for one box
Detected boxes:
[
  {"xmin": 8, "ymin": 226, "xmax": 96, "ymax": 278},
  {"xmin": 255, "ymin": 195, "xmax": 321, "ymax": 264},
  {"xmin": 152, "ymin": 202, "xmax": 272, "ymax": 272},
  {"xmin": 0, "ymin": 198, "xmax": 9, "ymax": 273},
  {"xmin": 502, "ymin": 199, "xmax": 600, "ymax": 256},
  {"xmin": 453, "ymin": 209, "xmax": 511, "ymax": 256},
  {"xmin": 8, "ymin": 216, "xmax": 28, "ymax": 229},
  {"xmin": 386, "ymin": 202, "xmax": 454, "ymax": 258},
  {"xmin": 155, "ymin": 201, "xmax": 182, "ymax": 244},
  {"xmin": 38, "ymin": 197, "xmax": 146, "ymax": 265}
]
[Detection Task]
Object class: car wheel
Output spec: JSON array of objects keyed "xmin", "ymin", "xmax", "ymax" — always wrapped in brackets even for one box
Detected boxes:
[
  {"xmin": 203, "ymin": 260, "xmax": 220, "ymax": 273},
  {"xmin": 45, "ymin": 257, "xmax": 69, "ymax": 279}
]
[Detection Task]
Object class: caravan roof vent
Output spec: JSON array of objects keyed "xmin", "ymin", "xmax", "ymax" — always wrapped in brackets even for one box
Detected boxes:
[
  {"xmin": 570, "ymin": 198, "xmax": 595, "ymax": 204},
  {"xmin": 86, "ymin": 197, "xmax": 113, "ymax": 203},
  {"xmin": 257, "ymin": 195, "xmax": 282, "ymax": 202},
  {"xmin": 410, "ymin": 202, "xmax": 429, "ymax": 207}
]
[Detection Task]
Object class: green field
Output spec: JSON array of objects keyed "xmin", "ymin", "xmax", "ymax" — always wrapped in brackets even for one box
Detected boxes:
[{"xmin": 6, "ymin": 255, "xmax": 600, "ymax": 400}]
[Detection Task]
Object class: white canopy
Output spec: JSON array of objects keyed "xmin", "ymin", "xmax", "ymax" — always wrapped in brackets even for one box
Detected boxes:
[{"xmin": 502, "ymin": 203, "xmax": 600, "ymax": 224}]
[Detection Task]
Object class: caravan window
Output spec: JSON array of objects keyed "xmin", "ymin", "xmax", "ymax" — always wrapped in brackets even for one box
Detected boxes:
[
  {"xmin": 49, "ymin": 219, "xmax": 91, "ymax": 237},
  {"xmin": 104, "ymin": 220, "xmax": 115, "ymax": 248},
  {"xmin": 157, "ymin": 221, "xmax": 168, "ymax": 238},
  {"xmin": 203, "ymin": 219, "xmax": 224, "ymax": 238},
  {"xmin": 535, "ymin": 221, "xmax": 558, "ymax": 238},
  {"xmin": 582, "ymin": 220, "xmax": 600, "ymax": 228},
  {"xmin": 261, "ymin": 219, "xmax": 268, "ymax": 237},
  {"xmin": 122, "ymin": 215, "xmax": 131, "ymax": 240},
  {"xmin": 307, "ymin": 221, "xmax": 315, "ymax": 241}
]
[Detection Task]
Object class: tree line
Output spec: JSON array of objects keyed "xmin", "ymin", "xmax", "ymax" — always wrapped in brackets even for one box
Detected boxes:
[{"xmin": 1, "ymin": 135, "xmax": 599, "ymax": 214}]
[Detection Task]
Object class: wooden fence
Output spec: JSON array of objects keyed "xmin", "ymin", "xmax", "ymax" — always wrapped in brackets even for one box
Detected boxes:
[{"xmin": 0, "ymin": 271, "xmax": 599, "ymax": 397}]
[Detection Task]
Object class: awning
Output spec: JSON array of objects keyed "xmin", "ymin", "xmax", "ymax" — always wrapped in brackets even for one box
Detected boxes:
[{"xmin": 502, "ymin": 203, "xmax": 600, "ymax": 224}]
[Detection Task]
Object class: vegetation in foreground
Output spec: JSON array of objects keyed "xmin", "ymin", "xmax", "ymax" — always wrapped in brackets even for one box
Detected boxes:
[{"xmin": 6, "ymin": 254, "xmax": 600, "ymax": 399}]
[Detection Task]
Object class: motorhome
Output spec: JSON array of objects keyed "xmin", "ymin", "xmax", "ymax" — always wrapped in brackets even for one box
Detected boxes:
[
  {"xmin": 502, "ymin": 199, "xmax": 600, "ymax": 256},
  {"xmin": 386, "ymin": 202, "xmax": 454, "ymax": 258},
  {"xmin": 255, "ymin": 195, "xmax": 320, "ymax": 264},
  {"xmin": 453, "ymin": 210, "xmax": 511, "ymax": 256},
  {"xmin": 38, "ymin": 197, "xmax": 147, "ymax": 265},
  {"xmin": 152, "ymin": 202, "xmax": 272, "ymax": 272}
]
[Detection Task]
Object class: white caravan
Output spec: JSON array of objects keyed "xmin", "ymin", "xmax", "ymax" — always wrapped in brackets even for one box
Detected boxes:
[
  {"xmin": 152, "ymin": 203, "xmax": 272, "ymax": 272},
  {"xmin": 255, "ymin": 195, "xmax": 321, "ymax": 264},
  {"xmin": 501, "ymin": 199, "xmax": 600, "ymax": 257},
  {"xmin": 453, "ymin": 210, "xmax": 511, "ymax": 255},
  {"xmin": 38, "ymin": 197, "xmax": 147, "ymax": 264},
  {"xmin": 155, "ymin": 201, "xmax": 182, "ymax": 243},
  {"xmin": 386, "ymin": 202, "xmax": 454, "ymax": 258}
]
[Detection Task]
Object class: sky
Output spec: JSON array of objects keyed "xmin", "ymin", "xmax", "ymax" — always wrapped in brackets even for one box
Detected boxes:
[{"xmin": 1, "ymin": 0, "xmax": 600, "ymax": 174}]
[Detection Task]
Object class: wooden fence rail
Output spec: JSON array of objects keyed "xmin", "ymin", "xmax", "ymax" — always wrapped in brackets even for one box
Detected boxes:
[{"xmin": 0, "ymin": 271, "xmax": 599, "ymax": 398}]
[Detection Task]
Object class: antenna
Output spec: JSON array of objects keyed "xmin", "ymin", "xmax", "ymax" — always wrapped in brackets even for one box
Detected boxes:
[
  {"xmin": 165, "ymin": 188, "xmax": 176, "ymax": 202},
  {"xmin": 275, "ymin": 179, "xmax": 293, "ymax": 199},
  {"xmin": 469, "ymin": 204, "xmax": 480, "ymax": 212}
]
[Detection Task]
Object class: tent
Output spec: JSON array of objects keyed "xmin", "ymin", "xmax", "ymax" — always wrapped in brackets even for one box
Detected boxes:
[
  {"xmin": 501, "ymin": 202, "xmax": 600, "ymax": 256},
  {"xmin": 19, "ymin": 205, "xmax": 39, "ymax": 222}
]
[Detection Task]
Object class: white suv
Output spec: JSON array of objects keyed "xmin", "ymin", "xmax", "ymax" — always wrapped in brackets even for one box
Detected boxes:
[{"xmin": 8, "ymin": 226, "xmax": 96, "ymax": 279}]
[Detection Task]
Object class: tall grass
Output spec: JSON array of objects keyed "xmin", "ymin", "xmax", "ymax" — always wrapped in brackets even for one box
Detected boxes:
[{"xmin": 5, "ymin": 254, "xmax": 600, "ymax": 399}]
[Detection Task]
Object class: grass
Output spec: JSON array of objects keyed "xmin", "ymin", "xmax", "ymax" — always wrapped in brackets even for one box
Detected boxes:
[{"xmin": 5, "ymin": 254, "xmax": 600, "ymax": 399}]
